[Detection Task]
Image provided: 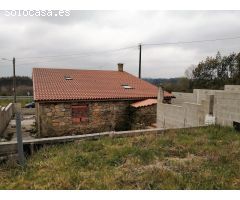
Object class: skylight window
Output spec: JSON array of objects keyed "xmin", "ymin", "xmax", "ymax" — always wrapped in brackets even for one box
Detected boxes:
[
  {"xmin": 122, "ymin": 84, "xmax": 134, "ymax": 89},
  {"xmin": 64, "ymin": 76, "xmax": 73, "ymax": 80}
]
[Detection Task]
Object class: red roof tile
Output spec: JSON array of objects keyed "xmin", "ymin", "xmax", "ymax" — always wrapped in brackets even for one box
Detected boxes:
[
  {"xmin": 32, "ymin": 68, "xmax": 172, "ymax": 101},
  {"xmin": 32, "ymin": 68, "xmax": 157, "ymax": 101},
  {"xmin": 131, "ymin": 98, "xmax": 157, "ymax": 108}
]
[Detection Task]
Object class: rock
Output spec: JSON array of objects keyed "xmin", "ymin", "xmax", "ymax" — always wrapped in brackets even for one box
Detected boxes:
[
  {"xmin": 0, "ymin": 138, "xmax": 7, "ymax": 142},
  {"xmin": 47, "ymin": 112, "xmax": 52, "ymax": 117},
  {"xmin": 59, "ymin": 122, "xmax": 66, "ymax": 126}
]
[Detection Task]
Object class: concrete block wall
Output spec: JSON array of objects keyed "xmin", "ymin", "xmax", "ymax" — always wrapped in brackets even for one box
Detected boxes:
[
  {"xmin": 183, "ymin": 102, "xmax": 205, "ymax": 127},
  {"xmin": 158, "ymin": 85, "xmax": 240, "ymax": 128},
  {"xmin": 157, "ymin": 103, "xmax": 185, "ymax": 128},
  {"xmin": 157, "ymin": 101, "xmax": 206, "ymax": 129},
  {"xmin": 0, "ymin": 103, "xmax": 13, "ymax": 137},
  {"xmin": 214, "ymin": 92, "xmax": 240, "ymax": 126},
  {"xmin": 172, "ymin": 92, "xmax": 196, "ymax": 105},
  {"xmin": 224, "ymin": 85, "xmax": 240, "ymax": 93},
  {"xmin": 193, "ymin": 89, "xmax": 221, "ymax": 104},
  {"xmin": 172, "ymin": 89, "xmax": 220, "ymax": 105}
]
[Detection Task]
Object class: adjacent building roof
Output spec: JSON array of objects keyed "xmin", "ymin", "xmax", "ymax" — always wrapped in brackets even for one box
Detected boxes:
[
  {"xmin": 32, "ymin": 68, "xmax": 172, "ymax": 101},
  {"xmin": 131, "ymin": 98, "xmax": 157, "ymax": 108}
]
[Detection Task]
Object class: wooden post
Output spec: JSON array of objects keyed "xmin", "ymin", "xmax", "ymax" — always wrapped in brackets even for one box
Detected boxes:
[{"xmin": 138, "ymin": 44, "xmax": 142, "ymax": 79}]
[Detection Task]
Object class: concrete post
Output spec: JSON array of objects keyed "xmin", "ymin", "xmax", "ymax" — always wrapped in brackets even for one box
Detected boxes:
[
  {"xmin": 157, "ymin": 85, "xmax": 164, "ymax": 103},
  {"xmin": 16, "ymin": 112, "xmax": 25, "ymax": 166},
  {"xmin": 157, "ymin": 85, "xmax": 164, "ymax": 128},
  {"xmin": 13, "ymin": 103, "xmax": 21, "ymax": 114}
]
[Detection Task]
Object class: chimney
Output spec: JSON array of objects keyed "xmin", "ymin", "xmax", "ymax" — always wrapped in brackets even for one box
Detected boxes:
[{"xmin": 118, "ymin": 63, "xmax": 124, "ymax": 72}]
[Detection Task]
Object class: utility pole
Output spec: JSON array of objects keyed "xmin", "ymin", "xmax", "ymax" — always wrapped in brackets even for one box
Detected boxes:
[
  {"xmin": 138, "ymin": 44, "xmax": 142, "ymax": 79},
  {"xmin": 13, "ymin": 57, "xmax": 16, "ymax": 103}
]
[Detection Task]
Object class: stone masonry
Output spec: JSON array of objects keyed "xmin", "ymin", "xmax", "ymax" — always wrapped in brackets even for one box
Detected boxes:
[
  {"xmin": 130, "ymin": 105, "xmax": 157, "ymax": 130},
  {"xmin": 36, "ymin": 100, "xmax": 133, "ymax": 137}
]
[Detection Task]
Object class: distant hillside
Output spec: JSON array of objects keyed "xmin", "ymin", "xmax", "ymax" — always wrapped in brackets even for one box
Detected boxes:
[
  {"xmin": 144, "ymin": 78, "xmax": 179, "ymax": 85},
  {"xmin": 0, "ymin": 76, "xmax": 33, "ymax": 96},
  {"xmin": 144, "ymin": 77, "xmax": 192, "ymax": 93}
]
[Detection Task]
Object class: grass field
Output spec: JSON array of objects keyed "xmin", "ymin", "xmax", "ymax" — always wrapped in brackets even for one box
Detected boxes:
[
  {"xmin": 0, "ymin": 126, "xmax": 240, "ymax": 189},
  {"xmin": 0, "ymin": 98, "xmax": 33, "ymax": 107}
]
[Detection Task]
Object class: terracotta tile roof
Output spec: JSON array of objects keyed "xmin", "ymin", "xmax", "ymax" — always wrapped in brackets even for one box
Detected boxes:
[
  {"xmin": 130, "ymin": 90, "xmax": 175, "ymax": 108},
  {"xmin": 131, "ymin": 98, "xmax": 157, "ymax": 108},
  {"xmin": 32, "ymin": 68, "xmax": 175, "ymax": 101}
]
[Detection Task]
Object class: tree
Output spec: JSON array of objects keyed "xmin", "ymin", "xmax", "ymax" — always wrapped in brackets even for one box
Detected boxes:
[{"xmin": 191, "ymin": 51, "xmax": 240, "ymax": 89}]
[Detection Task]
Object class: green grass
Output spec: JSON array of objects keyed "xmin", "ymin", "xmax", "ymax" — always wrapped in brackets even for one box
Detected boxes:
[
  {"xmin": 1, "ymin": 126, "xmax": 240, "ymax": 189},
  {"xmin": 0, "ymin": 98, "xmax": 33, "ymax": 107}
]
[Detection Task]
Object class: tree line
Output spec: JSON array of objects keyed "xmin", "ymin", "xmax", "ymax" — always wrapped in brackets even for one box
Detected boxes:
[
  {"xmin": 188, "ymin": 51, "xmax": 240, "ymax": 90},
  {"xmin": 147, "ymin": 51, "xmax": 240, "ymax": 92},
  {"xmin": 0, "ymin": 76, "xmax": 33, "ymax": 96},
  {"xmin": 145, "ymin": 77, "xmax": 191, "ymax": 92}
]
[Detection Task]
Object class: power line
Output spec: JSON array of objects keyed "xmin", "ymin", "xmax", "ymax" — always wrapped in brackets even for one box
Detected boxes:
[
  {"xmin": 143, "ymin": 36, "xmax": 240, "ymax": 46},
  {"xmin": 15, "ymin": 47, "xmax": 136, "ymax": 67},
  {"xmin": 16, "ymin": 45, "xmax": 137, "ymax": 61},
  {"xmin": 2, "ymin": 35, "xmax": 240, "ymax": 74},
  {"xmin": 0, "ymin": 61, "xmax": 8, "ymax": 63},
  {"xmin": 2, "ymin": 35, "xmax": 240, "ymax": 63}
]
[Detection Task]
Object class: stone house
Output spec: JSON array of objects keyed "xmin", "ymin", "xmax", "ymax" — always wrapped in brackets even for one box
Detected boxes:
[{"xmin": 33, "ymin": 64, "xmax": 174, "ymax": 137}]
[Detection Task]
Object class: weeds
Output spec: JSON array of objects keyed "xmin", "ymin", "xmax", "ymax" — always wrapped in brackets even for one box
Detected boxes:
[{"xmin": 0, "ymin": 126, "xmax": 240, "ymax": 189}]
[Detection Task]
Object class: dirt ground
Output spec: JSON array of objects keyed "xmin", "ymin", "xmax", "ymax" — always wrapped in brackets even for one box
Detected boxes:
[{"xmin": 1, "ymin": 114, "xmax": 35, "ymax": 142}]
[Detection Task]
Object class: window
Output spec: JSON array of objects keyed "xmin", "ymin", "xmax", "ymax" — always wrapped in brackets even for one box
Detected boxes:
[
  {"xmin": 72, "ymin": 105, "xmax": 89, "ymax": 124},
  {"xmin": 64, "ymin": 75, "xmax": 73, "ymax": 80},
  {"xmin": 121, "ymin": 84, "xmax": 134, "ymax": 89}
]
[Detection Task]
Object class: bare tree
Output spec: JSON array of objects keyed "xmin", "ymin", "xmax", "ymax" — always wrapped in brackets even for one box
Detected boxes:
[{"xmin": 185, "ymin": 65, "xmax": 196, "ymax": 80}]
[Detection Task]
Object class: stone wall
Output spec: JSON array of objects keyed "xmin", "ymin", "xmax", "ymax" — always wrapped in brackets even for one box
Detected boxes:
[
  {"xmin": 130, "ymin": 105, "xmax": 156, "ymax": 130},
  {"xmin": 36, "ymin": 100, "xmax": 133, "ymax": 137}
]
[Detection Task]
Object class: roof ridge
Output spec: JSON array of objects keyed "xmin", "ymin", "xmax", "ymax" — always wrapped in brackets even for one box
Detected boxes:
[{"xmin": 32, "ymin": 67, "xmax": 123, "ymax": 72}]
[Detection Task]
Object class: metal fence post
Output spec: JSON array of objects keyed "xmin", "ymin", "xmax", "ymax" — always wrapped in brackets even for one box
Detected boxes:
[{"xmin": 16, "ymin": 112, "xmax": 25, "ymax": 166}]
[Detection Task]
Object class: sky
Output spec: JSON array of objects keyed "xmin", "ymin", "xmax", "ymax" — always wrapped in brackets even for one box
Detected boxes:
[{"xmin": 0, "ymin": 10, "xmax": 240, "ymax": 78}]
